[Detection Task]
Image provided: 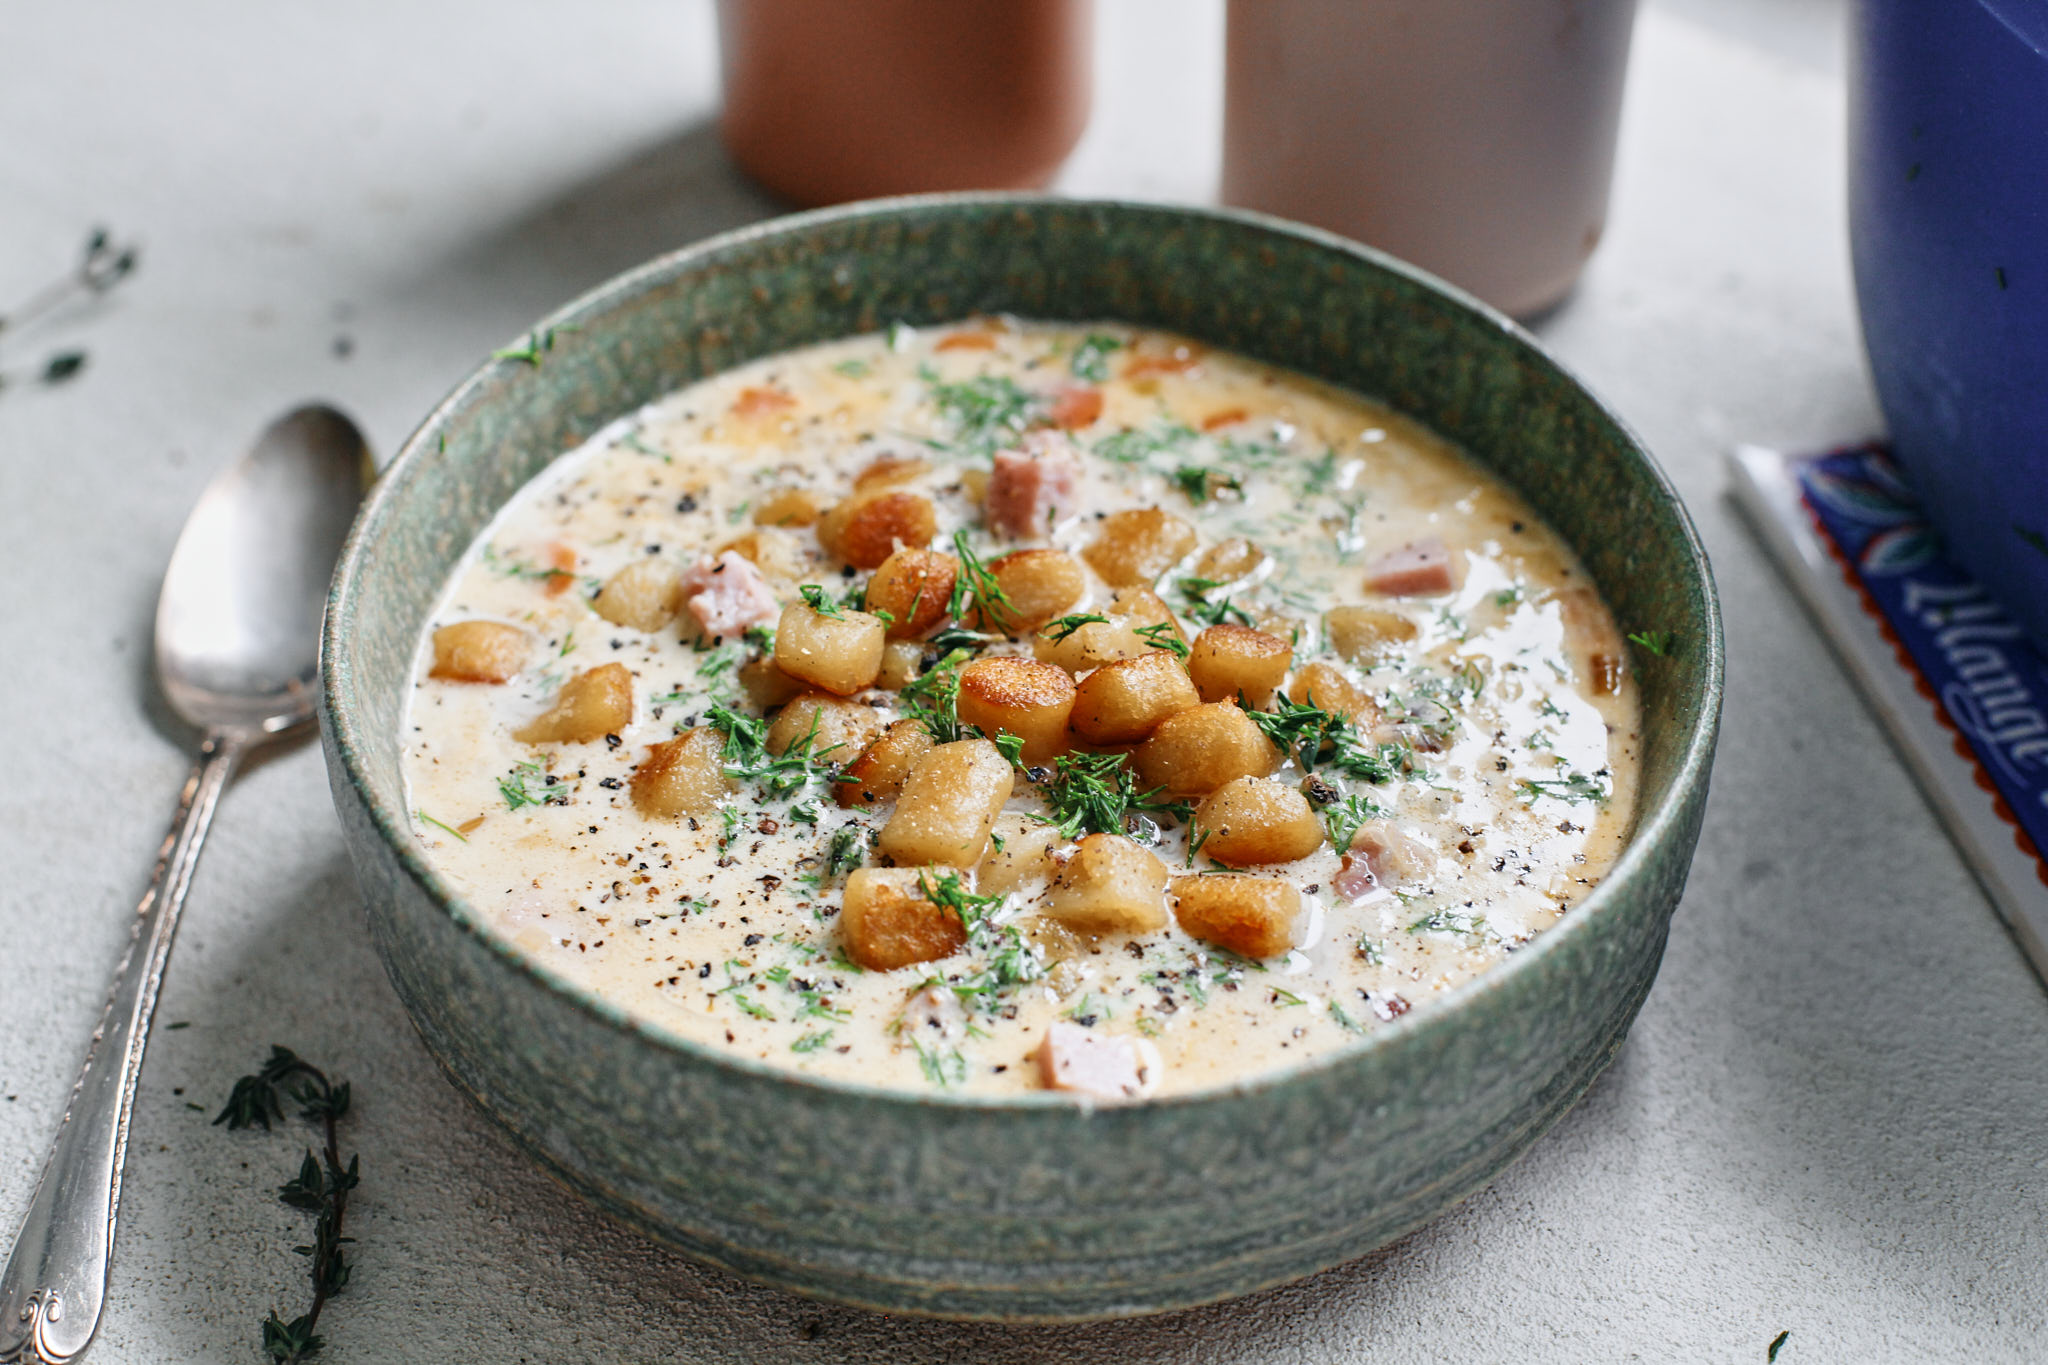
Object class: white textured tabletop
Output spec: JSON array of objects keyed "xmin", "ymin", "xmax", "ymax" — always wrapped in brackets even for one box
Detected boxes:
[{"xmin": 4, "ymin": 2, "xmax": 2044, "ymax": 1360}]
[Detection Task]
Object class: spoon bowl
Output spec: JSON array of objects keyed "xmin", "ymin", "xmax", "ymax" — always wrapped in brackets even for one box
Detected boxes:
[
  {"xmin": 0, "ymin": 403, "xmax": 368, "ymax": 1364},
  {"xmin": 157, "ymin": 405, "xmax": 370, "ymax": 734}
]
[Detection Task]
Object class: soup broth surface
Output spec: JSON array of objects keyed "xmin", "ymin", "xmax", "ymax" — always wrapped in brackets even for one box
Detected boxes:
[{"xmin": 402, "ymin": 320, "xmax": 1640, "ymax": 1098}]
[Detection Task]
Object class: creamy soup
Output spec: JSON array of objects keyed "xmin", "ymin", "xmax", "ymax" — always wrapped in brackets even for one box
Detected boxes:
[{"xmin": 402, "ymin": 321, "xmax": 1640, "ymax": 1099}]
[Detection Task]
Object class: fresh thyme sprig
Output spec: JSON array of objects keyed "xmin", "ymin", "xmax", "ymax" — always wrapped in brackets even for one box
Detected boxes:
[
  {"xmin": 215, "ymin": 1047, "xmax": 357, "ymax": 1364},
  {"xmin": 0, "ymin": 227, "xmax": 139, "ymax": 342},
  {"xmin": 0, "ymin": 226, "xmax": 141, "ymax": 394}
]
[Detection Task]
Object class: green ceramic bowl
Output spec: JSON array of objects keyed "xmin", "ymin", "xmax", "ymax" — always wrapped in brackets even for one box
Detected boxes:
[{"xmin": 321, "ymin": 195, "xmax": 1721, "ymax": 1322}]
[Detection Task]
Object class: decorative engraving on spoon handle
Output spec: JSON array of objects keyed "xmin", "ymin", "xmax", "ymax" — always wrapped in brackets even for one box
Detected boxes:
[{"xmin": 0, "ymin": 731, "xmax": 243, "ymax": 1364}]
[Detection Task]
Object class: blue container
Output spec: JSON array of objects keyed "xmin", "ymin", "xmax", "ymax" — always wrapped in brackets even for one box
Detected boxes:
[{"xmin": 1850, "ymin": 0, "xmax": 2048, "ymax": 647}]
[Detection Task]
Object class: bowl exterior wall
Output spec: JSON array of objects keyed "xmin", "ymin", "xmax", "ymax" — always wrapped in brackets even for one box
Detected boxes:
[{"xmin": 322, "ymin": 197, "xmax": 1720, "ymax": 1320}]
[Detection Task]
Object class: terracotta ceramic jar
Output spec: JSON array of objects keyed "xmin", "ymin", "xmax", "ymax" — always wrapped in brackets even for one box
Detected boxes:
[
  {"xmin": 717, "ymin": 0, "xmax": 1094, "ymax": 207},
  {"xmin": 1223, "ymin": 0, "xmax": 1638, "ymax": 318}
]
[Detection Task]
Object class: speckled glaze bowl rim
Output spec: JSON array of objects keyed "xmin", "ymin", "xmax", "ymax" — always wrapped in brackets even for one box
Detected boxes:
[{"xmin": 323, "ymin": 192, "xmax": 1723, "ymax": 1114}]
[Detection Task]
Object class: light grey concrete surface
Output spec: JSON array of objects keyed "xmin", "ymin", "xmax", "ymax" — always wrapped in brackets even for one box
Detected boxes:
[{"xmin": 3, "ymin": 2, "xmax": 2043, "ymax": 1360}]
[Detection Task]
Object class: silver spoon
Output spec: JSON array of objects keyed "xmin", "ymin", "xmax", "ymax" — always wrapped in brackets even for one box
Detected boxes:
[{"xmin": 0, "ymin": 405, "xmax": 370, "ymax": 1364}]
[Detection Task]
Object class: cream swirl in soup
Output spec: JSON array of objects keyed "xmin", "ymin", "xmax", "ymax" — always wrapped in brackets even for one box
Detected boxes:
[{"xmin": 401, "ymin": 321, "xmax": 1640, "ymax": 1099}]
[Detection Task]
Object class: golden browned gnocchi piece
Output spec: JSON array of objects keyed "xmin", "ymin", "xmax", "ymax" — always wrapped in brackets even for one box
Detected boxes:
[
  {"xmin": 956, "ymin": 657, "xmax": 1076, "ymax": 764},
  {"xmin": 1325, "ymin": 605, "xmax": 1419, "ymax": 663},
  {"xmin": 1190, "ymin": 536, "xmax": 1269, "ymax": 587},
  {"xmin": 975, "ymin": 549, "xmax": 1086, "ymax": 635},
  {"xmin": 752, "ymin": 488, "xmax": 822, "ymax": 527},
  {"xmin": 836, "ymin": 720, "xmax": 936, "ymax": 808},
  {"xmin": 1190, "ymin": 776, "xmax": 1323, "ymax": 867},
  {"xmin": 629, "ymin": 727, "xmax": 732, "ymax": 817},
  {"xmin": 877, "ymin": 738, "xmax": 1014, "ymax": 867},
  {"xmin": 429, "ymin": 621, "xmax": 529, "ymax": 683},
  {"xmin": 1169, "ymin": 874, "xmax": 1305, "ymax": 959},
  {"xmin": 774, "ymin": 602, "xmax": 886, "ymax": 695},
  {"xmin": 976, "ymin": 813, "xmax": 1060, "ymax": 896},
  {"xmin": 513, "ymin": 662, "xmax": 634, "ymax": 744},
  {"xmin": 1033, "ymin": 586, "xmax": 1185, "ymax": 674},
  {"xmin": 1187, "ymin": 623, "xmax": 1293, "ymax": 708},
  {"xmin": 766, "ymin": 692, "xmax": 883, "ymax": 760},
  {"xmin": 1132, "ymin": 702, "xmax": 1279, "ymax": 796},
  {"xmin": 816, "ymin": 489, "xmax": 937, "ymax": 569},
  {"xmin": 738, "ymin": 654, "xmax": 807, "ymax": 710},
  {"xmin": 591, "ymin": 559, "xmax": 684, "ymax": 632},
  {"xmin": 1069, "ymin": 651, "xmax": 1201, "ymax": 746},
  {"xmin": 866, "ymin": 549, "xmax": 957, "ymax": 640},
  {"xmin": 1040, "ymin": 833, "xmax": 1169, "ymax": 934},
  {"xmin": 853, "ymin": 454, "xmax": 931, "ymax": 492},
  {"xmin": 841, "ymin": 869, "xmax": 967, "ymax": 971},
  {"xmin": 1293, "ymin": 662, "xmax": 1379, "ymax": 728},
  {"xmin": 876, "ymin": 641, "xmax": 924, "ymax": 691},
  {"xmin": 1082, "ymin": 507, "xmax": 1198, "ymax": 587}
]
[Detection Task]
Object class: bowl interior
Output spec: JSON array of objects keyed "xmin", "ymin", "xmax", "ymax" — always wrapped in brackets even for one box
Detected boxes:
[{"xmin": 326, "ymin": 195, "xmax": 1720, "ymax": 1087}]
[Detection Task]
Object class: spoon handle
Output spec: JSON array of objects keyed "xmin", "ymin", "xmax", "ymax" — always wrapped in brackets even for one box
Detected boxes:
[{"xmin": 0, "ymin": 730, "xmax": 244, "ymax": 1364}]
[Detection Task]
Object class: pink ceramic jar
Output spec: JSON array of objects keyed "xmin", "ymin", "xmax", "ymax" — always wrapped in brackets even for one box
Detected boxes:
[{"xmin": 1223, "ymin": 0, "xmax": 1638, "ymax": 318}]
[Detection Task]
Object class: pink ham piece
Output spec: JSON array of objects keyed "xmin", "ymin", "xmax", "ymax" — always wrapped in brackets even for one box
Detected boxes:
[
  {"xmin": 1034, "ymin": 1021, "xmax": 1162, "ymax": 1100},
  {"xmin": 680, "ymin": 551, "xmax": 779, "ymax": 640},
  {"xmin": 1365, "ymin": 537, "xmax": 1456, "ymax": 596},
  {"xmin": 1335, "ymin": 820, "xmax": 1432, "ymax": 899},
  {"xmin": 986, "ymin": 430, "xmax": 1082, "ymax": 538}
]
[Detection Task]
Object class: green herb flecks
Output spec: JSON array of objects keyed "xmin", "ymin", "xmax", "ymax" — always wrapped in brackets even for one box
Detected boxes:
[
  {"xmin": 492, "ymin": 323, "xmax": 577, "ymax": 367},
  {"xmin": 1042, "ymin": 751, "xmax": 1188, "ymax": 839},
  {"xmin": 1321, "ymin": 794, "xmax": 1382, "ymax": 854},
  {"xmin": 479, "ymin": 543, "xmax": 575, "ymax": 587},
  {"xmin": 1094, "ymin": 421, "xmax": 1197, "ymax": 465},
  {"xmin": 1176, "ymin": 576, "xmax": 1256, "ymax": 628},
  {"xmin": 916, "ymin": 870, "xmax": 1047, "ymax": 1020},
  {"xmin": 924, "ymin": 369, "xmax": 1044, "ymax": 455},
  {"xmin": 709, "ymin": 704, "xmax": 848, "ymax": 800},
  {"xmin": 1068, "ymin": 333, "xmax": 1123, "ymax": 383},
  {"xmin": 1134, "ymin": 621, "xmax": 1190, "ymax": 659},
  {"xmin": 716, "ymin": 961, "xmax": 776, "ymax": 1020},
  {"xmin": 832, "ymin": 358, "xmax": 870, "ymax": 379},
  {"xmin": 946, "ymin": 529, "xmax": 1017, "ymax": 631},
  {"xmin": 798, "ymin": 583, "xmax": 847, "ymax": 619},
  {"xmin": 1517, "ymin": 770, "xmax": 1608, "ymax": 805},
  {"xmin": 414, "ymin": 810, "xmax": 469, "ymax": 842},
  {"xmin": 791, "ymin": 1030, "xmax": 835, "ymax": 1053},
  {"xmin": 1627, "ymin": 629, "xmax": 1674, "ymax": 657},
  {"xmin": 898, "ymin": 647, "xmax": 975, "ymax": 744},
  {"xmin": 497, "ymin": 758, "xmax": 563, "ymax": 811},
  {"xmin": 215, "ymin": 1047, "xmax": 357, "ymax": 1364},
  {"xmin": 1170, "ymin": 464, "xmax": 1243, "ymax": 505},
  {"xmin": 823, "ymin": 824, "xmax": 865, "ymax": 881},
  {"xmin": 1042, "ymin": 612, "xmax": 1110, "ymax": 642}
]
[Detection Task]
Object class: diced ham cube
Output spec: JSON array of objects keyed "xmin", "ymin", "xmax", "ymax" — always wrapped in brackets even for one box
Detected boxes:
[
  {"xmin": 986, "ymin": 431, "xmax": 1082, "ymax": 538},
  {"xmin": 1049, "ymin": 387, "xmax": 1104, "ymax": 430},
  {"xmin": 1034, "ymin": 1021, "xmax": 1162, "ymax": 1101},
  {"xmin": 1348, "ymin": 820, "xmax": 1432, "ymax": 888},
  {"xmin": 680, "ymin": 551, "xmax": 779, "ymax": 640},
  {"xmin": 1333, "ymin": 855, "xmax": 1379, "ymax": 901},
  {"xmin": 1365, "ymin": 537, "xmax": 1456, "ymax": 596}
]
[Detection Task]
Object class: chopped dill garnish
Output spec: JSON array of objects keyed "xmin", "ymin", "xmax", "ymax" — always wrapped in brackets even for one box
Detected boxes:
[
  {"xmin": 1321, "ymin": 793, "xmax": 1381, "ymax": 854},
  {"xmin": 1170, "ymin": 465, "xmax": 1243, "ymax": 504},
  {"xmin": 898, "ymin": 647, "xmax": 975, "ymax": 743},
  {"xmin": 1627, "ymin": 629, "xmax": 1674, "ymax": 657},
  {"xmin": 1517, "ymin": 771, "xmax": 1608, "ymax": 805},
  {"xmin": 1042, "ymin": 751, "xmax": 1187, "ymax": 838},
  {"xmin": 823, "ymin": 824, "xmax": 865, "ymax": 880},
  {"xmin": 1094, "ymin": 421, "xmax": 1197, "ymax": 465},
  {"xmin": 924, "ymin": 369, "xmax": 1043, "ymax": 455},
  {"xmin": 797, "ymin": 583, "xmax": 846, "ymax": 619},
  {"xmin": 791, "ymin": 1030, "xmax": 835, "ymax": 1053},
  {"xmin": 1042, "ymin": 612, "xmax": 1110, "ymax": 642},
  {"xmin": 1134, "ymin": 620, "xmax": 1190, "ymax": 658},
  {"xmin": 415, "ymin": 810, "xmax": 468, "ymax": 842},
  {"xmin": 709, "ymin": 705, "xmax": 848, "ymax": 798},
  {"xmin": 496, "ymin": 758, "xmax": 562, "ymax": 810},
  {"xmin": 1176, "ymin": 575, "xmax": 1256, "ymax": 627},
  {"xmin": 832, "ymin": 358, "xmax": 870, "ymax": 378},
  {"xmin": 1328, "ymin": 1001, "xmax": 1366, "ymax": 1033},
  {"xmin": 1068, "ymin": 333, "xmax": 1123, "ymax": 383},
  {"xmin": 992, "ymin": 731, "xmax": 1026, "ymax": 766},
  {"xmin": 945, "ymin": 529, "xmax": 1017, "ymax": 631}
]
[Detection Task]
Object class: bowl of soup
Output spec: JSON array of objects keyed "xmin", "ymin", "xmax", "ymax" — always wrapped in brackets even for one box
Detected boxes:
[{"xmin": 321, "ymin": 195, "xmax": 1721, "ymax": 1320}]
